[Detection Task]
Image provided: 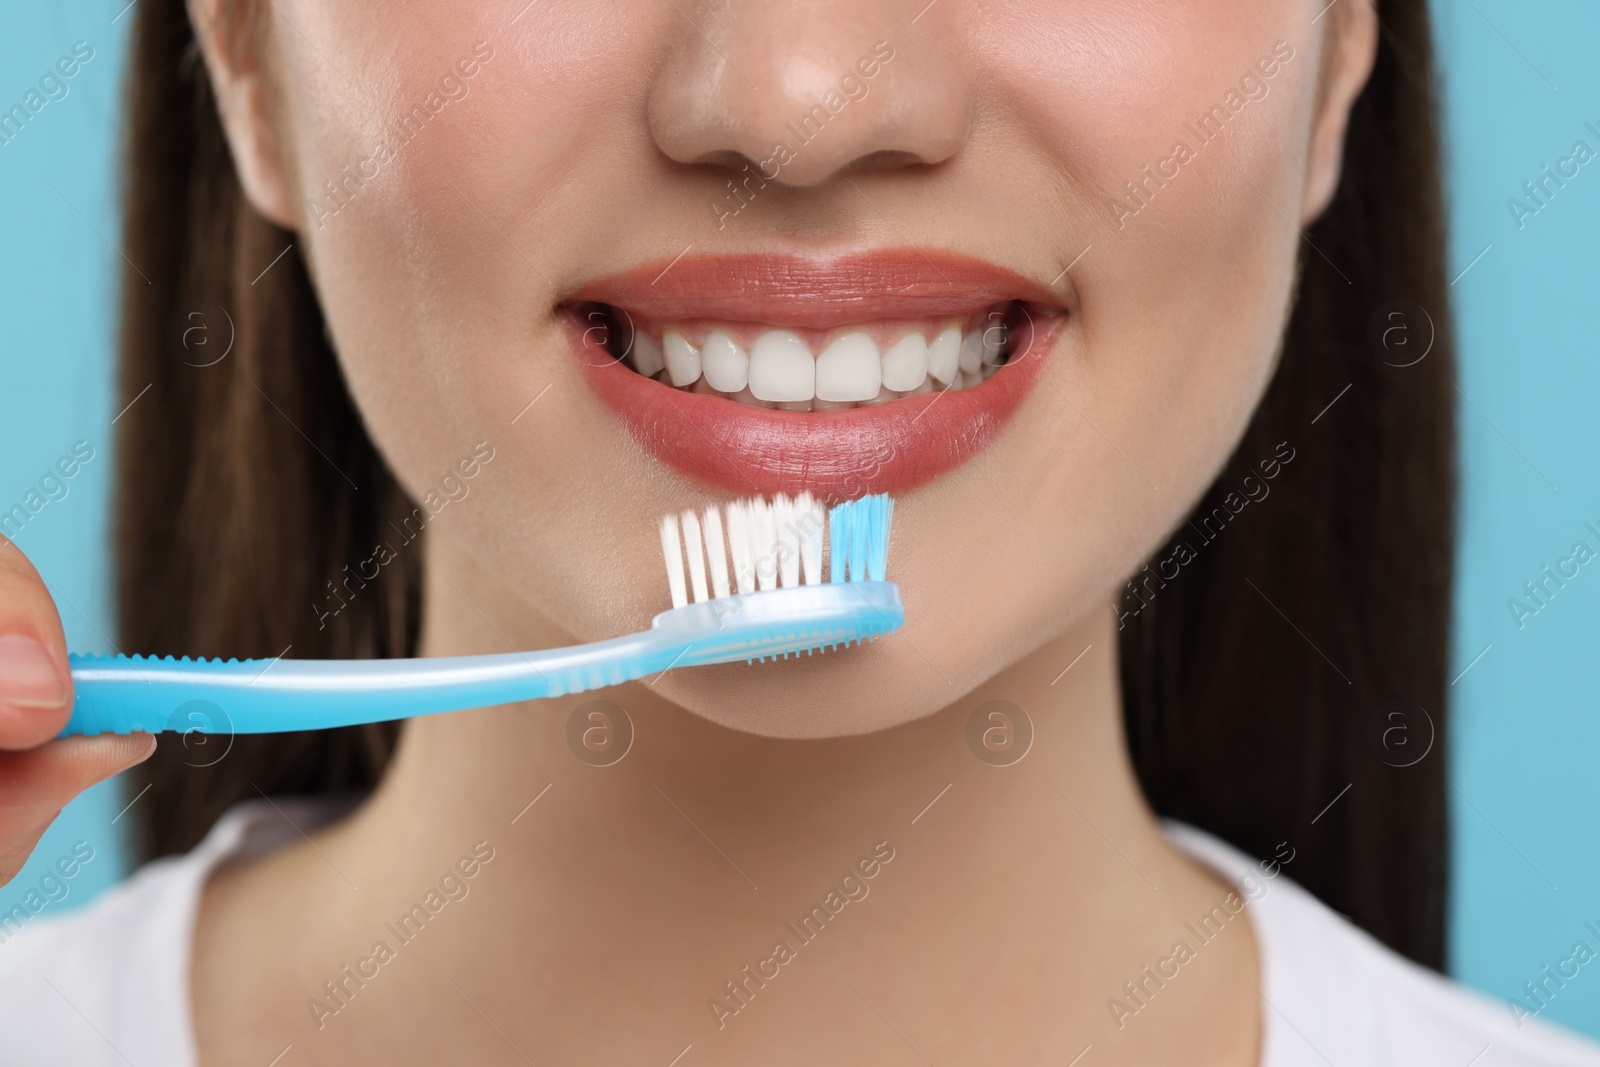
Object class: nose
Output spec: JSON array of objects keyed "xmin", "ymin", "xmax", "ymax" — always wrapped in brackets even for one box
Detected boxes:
[{"xmin": 646, "ymin": 4, "xmax": 971, "ymax": 188}]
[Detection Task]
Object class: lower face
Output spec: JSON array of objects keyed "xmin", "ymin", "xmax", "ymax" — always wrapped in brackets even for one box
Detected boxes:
[{"xmin": 270, "ymin": 0, "xmax": 1317, "ymax": 738}]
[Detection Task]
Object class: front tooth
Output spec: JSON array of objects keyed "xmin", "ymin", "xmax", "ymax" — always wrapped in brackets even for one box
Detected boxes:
[
  {"xmin": 631, "ymin": 332, "xmax": 665, "ymax": 378},
  {"xmin": 664, "ymin": 330, "xmax": 701, "ymax": 386},
  {"xmin": 815, "ymin": 331, "xmax": 881, "ymax": 402},
  {"xmin": 959, "ymin": 330, "xmax": 984, "ymax": 375},
  {"xmin": 748, "ymin": 330, "xmax": 815, "ymax": 402},
  {"xmin": 701, "ymin": 331, "xmax": 749, "ymax": 393},
  {"xmin": 880, "ymin": 333, "xmax": 928, "ymax": 392},
  {"xmin": 927, "ymin": 326, "xmax": 961, "ymax": 386}
]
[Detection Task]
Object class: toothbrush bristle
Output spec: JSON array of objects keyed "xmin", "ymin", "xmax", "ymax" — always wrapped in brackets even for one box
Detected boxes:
[
  {"xmin": 703, "ymin": 505, "xmax": 730, "ymax": 599},
  {"xmin": 777, "ymin": 495, "xmax": 801, "ymax": 589},
  {"xmin": 838, "ymin": 502, "xmax": 851, "ymax": 585},
  {"xmin": 869, "ymin": 496, "xmax": 894, "ymax": 581},
  {"xmin": 658, "ymin": 492, "xmax": 895, "ymax": 607},
  {"xmin": 660, "ymin": 513, "xmax": 689, "ymax": 609},
  {"xmin": 725, "ymin": 499, "xmax": 751, "ymax": 595},
  {"xmin": 681, "ymin": 509, "xmax": 709, "ymax": 603},
  {"xmin": 799, "ymin": 492, "xmax": 823, "ymax": 585},
  {"xmin": 753, "ymin": 501, "xmax": 778, "ymax": 591}
]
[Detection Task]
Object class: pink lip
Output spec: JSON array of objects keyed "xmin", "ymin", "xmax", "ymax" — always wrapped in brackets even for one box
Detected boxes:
[{"xmin": 566, "ymin": 251, "xmax": 1064, "ymax": 498}]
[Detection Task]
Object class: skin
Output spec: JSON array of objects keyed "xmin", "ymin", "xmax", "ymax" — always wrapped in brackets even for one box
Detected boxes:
[{"xmin": 0, "ymin": 0, "xmax": 1379, "ymax": 1062}]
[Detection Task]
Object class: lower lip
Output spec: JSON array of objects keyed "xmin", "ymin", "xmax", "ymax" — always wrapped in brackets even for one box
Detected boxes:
[{"xmin": 572, "ymin": 315, "xmax": 1059, "ymax": 498}]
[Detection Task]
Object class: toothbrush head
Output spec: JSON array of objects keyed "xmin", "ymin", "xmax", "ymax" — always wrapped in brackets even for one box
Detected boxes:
[{"xmin": 655, "ymin": 493, "xmax": 903, "ymax": 664}]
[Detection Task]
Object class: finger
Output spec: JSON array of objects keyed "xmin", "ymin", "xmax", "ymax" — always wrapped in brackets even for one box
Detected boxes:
[
  {"xmin": 0, "ymin": 734, "xmax": 156, "ymax": 842},
  {"xmin": 0, "ymin": 538, "xmax": 74, "ymax": 749},
  {"xmin": 0, "ymin": 819, "xmax": 54, "ymax": 887}
]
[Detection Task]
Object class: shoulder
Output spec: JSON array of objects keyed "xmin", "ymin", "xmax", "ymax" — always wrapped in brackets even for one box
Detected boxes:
[
  {"xmin": 0, "ymin": 841, "xmax": 216, "ymax": 1066},
  {"xmin": 1165, "ymin": 822, "xmax": 1600, "ymax": 1067},
  {"xmin": 0, "ymin": 801, "xmax": 324, "ymax": 1067}
]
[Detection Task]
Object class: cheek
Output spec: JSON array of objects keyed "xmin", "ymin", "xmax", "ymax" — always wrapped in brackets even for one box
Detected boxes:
[
  {"xmin": 275, "ymin": 16, "xmax": 678, "ymax": 646},
  {"xmin": 280, "ymin": 4, "xmax": 642, "ymax": 546},
  {"xmin": 943, "ymin": 0, "xmax": 1317, "ymax": 638}
]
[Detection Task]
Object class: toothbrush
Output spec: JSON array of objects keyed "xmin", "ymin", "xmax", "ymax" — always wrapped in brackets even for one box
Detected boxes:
[{"xmin": 59, "ymin": 493, "xmax": 901, "ymax": 737}]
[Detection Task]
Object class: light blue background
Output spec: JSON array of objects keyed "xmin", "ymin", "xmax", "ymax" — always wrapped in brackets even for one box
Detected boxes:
[
  {"xmin": 2, "ymin": 0, "xmax": 1597, "ymax": 1039},
  {"xmin": 1, "ymin": 1, "xmax": 135, "ymax": 922},
  {"xmin": 1435, "ymin": 0, "xmax": 1600, "ymax": 1037}
]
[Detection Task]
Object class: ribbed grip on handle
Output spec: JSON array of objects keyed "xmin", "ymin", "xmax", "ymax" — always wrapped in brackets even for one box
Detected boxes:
[{"xmin": 65, "ymin": 653, "xmax": 274, "ymax": 736}]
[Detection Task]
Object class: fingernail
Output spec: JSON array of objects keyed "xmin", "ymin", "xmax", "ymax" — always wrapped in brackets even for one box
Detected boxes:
[{"xmin": 0, "ymin": 634, "xmax": 69, "ymax": 711}]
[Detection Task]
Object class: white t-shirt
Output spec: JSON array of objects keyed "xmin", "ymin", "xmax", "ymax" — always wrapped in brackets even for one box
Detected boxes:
[{"xmin": 0, "ymin": 804, "xmax": 1596, "ymax": 1066}]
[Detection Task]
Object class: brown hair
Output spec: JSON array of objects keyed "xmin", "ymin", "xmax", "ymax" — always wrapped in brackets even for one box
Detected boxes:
[{"xmin": 120, "ymin": 0, "xmax": 1453, "ymax": 968}]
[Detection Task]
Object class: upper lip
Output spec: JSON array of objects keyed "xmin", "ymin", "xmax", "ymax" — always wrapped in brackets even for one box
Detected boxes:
[{"xmin": 562, "ymin": 249, "xmax": 1065, "ymax": 328}]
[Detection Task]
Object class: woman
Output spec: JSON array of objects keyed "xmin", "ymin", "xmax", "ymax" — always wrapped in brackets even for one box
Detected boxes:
[{"xmin": 1, "ymin": 0, "xmax": 1596, "ymax": 1062}]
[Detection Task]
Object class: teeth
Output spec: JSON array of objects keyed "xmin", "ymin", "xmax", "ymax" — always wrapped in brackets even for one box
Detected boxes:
[
  {"xmin": 628, "ymin": 317, "xmax": 1010, "ymax": 410},
  {"xmin": 701, "ymin": 331, "xmax": 749, "ymax": 393},
  {"xmin": 631, "ymin": 331, "xmax": 665, "ymax": 378},
  {"xmin": 664, "ymin": 330, "xmax": 701, "ymax": 387},
  {"xmin": 980, "ymin": 321, "xmax": 1007, "ymax": 366},
  {"xmin": 880, "ymin": 333, "xmax": 928, "ymax": 392},
  {"xmin": 749, "ymin": 330, "xmax": 815, "ymax": 402},
  {"xmin": 927, "ymin": 326, "xmax": 961, "ymax": 386},
  {"xmin": 958, "ymin": 330, "xmax": 984, "ymax": 376},
  {"xmin": 815, "ymin": 331, "xmax": 881, "ymax": 402}
]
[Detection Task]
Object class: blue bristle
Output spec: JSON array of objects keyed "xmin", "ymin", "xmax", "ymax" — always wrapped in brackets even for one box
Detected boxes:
[
  {"xmin": 851, "ymin": 498, "xmax": 863, "ymax": 581},
  {"xmin": 826, "ymin": 493, "xmax": 894, "ymax": 583},
  {"xmin": 869, "ymin": 495, "xmax": 893, "ymax": 581}
]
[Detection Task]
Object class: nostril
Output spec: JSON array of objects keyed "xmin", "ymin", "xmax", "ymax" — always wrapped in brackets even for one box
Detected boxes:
[
  {"xmin": 694, "ymin": 150, "xmax": 764, "ymax": 172},
  {"xmin": 848, "ymin": 150, "xmax": 931, "ymax": 174},
  {"xmin": 697, "ymin": 147, "xmax": 934, "ymax": 186}
]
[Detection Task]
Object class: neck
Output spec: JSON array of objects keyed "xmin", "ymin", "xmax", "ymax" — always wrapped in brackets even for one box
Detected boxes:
[{"xmin": 321, "ymin": 531, "xmax": 1258, "ymax": 1062}]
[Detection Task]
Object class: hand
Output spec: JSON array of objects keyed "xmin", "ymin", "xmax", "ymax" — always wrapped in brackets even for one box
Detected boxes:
[{"xmin": 0, "ymin": 538, "xmax": 154, "ymax": 887}]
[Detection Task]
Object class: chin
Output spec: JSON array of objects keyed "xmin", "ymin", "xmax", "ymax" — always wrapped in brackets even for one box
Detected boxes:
[{"xmin": 652, "ymin": 644, "xmax": 954, "ymax": 740}]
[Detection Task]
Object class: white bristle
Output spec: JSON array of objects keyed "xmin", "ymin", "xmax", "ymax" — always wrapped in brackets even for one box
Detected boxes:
[
  {"xmin": 727, "ymin": 499, "xmax": 755, "ymax": 594},
  {"xmin": 777, "ymin": 494, "xmax": 801, "ymax": 588},
  {"xmin": 753, "ymin": 499, "xmax": 778, "ymax": 591},
  {"xmin": 660, "ymin": 514, "xmax": 688, "ymax": 609},
  {"xmin": 681, "ymin": 510, "xmax": 709, "ymax": 603},
  {"xmin": 798, "ymin": 492, "xmax": 823, "ymax": 585},
  {"xmin": 703, "ymin": 505, "xmax": 730, "ymax": 599}
]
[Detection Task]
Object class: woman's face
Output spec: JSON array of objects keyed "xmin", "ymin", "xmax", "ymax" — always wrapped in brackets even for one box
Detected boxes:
[{"xmin": 204, "ymin": 0, "xmax": 1373, "ymax": 737}]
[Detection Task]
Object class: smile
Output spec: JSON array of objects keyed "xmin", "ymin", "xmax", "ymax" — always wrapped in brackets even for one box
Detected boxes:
[
  {"xmin": 566, "ymin": 251, "xmax": 1066, "ymax": 496},
  {"xmin": 580, "ymin": 304, "xmax": 1027, "ymax": 409}
]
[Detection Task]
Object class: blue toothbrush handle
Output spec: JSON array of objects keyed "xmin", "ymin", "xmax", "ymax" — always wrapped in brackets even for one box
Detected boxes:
[
  {"xmin": 60, "ymin": 582, "xmax": 906, "ymax": 737},
  {"xmin": 62, "ymin": 630, "xmax": 675, "ymax": 736}
]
